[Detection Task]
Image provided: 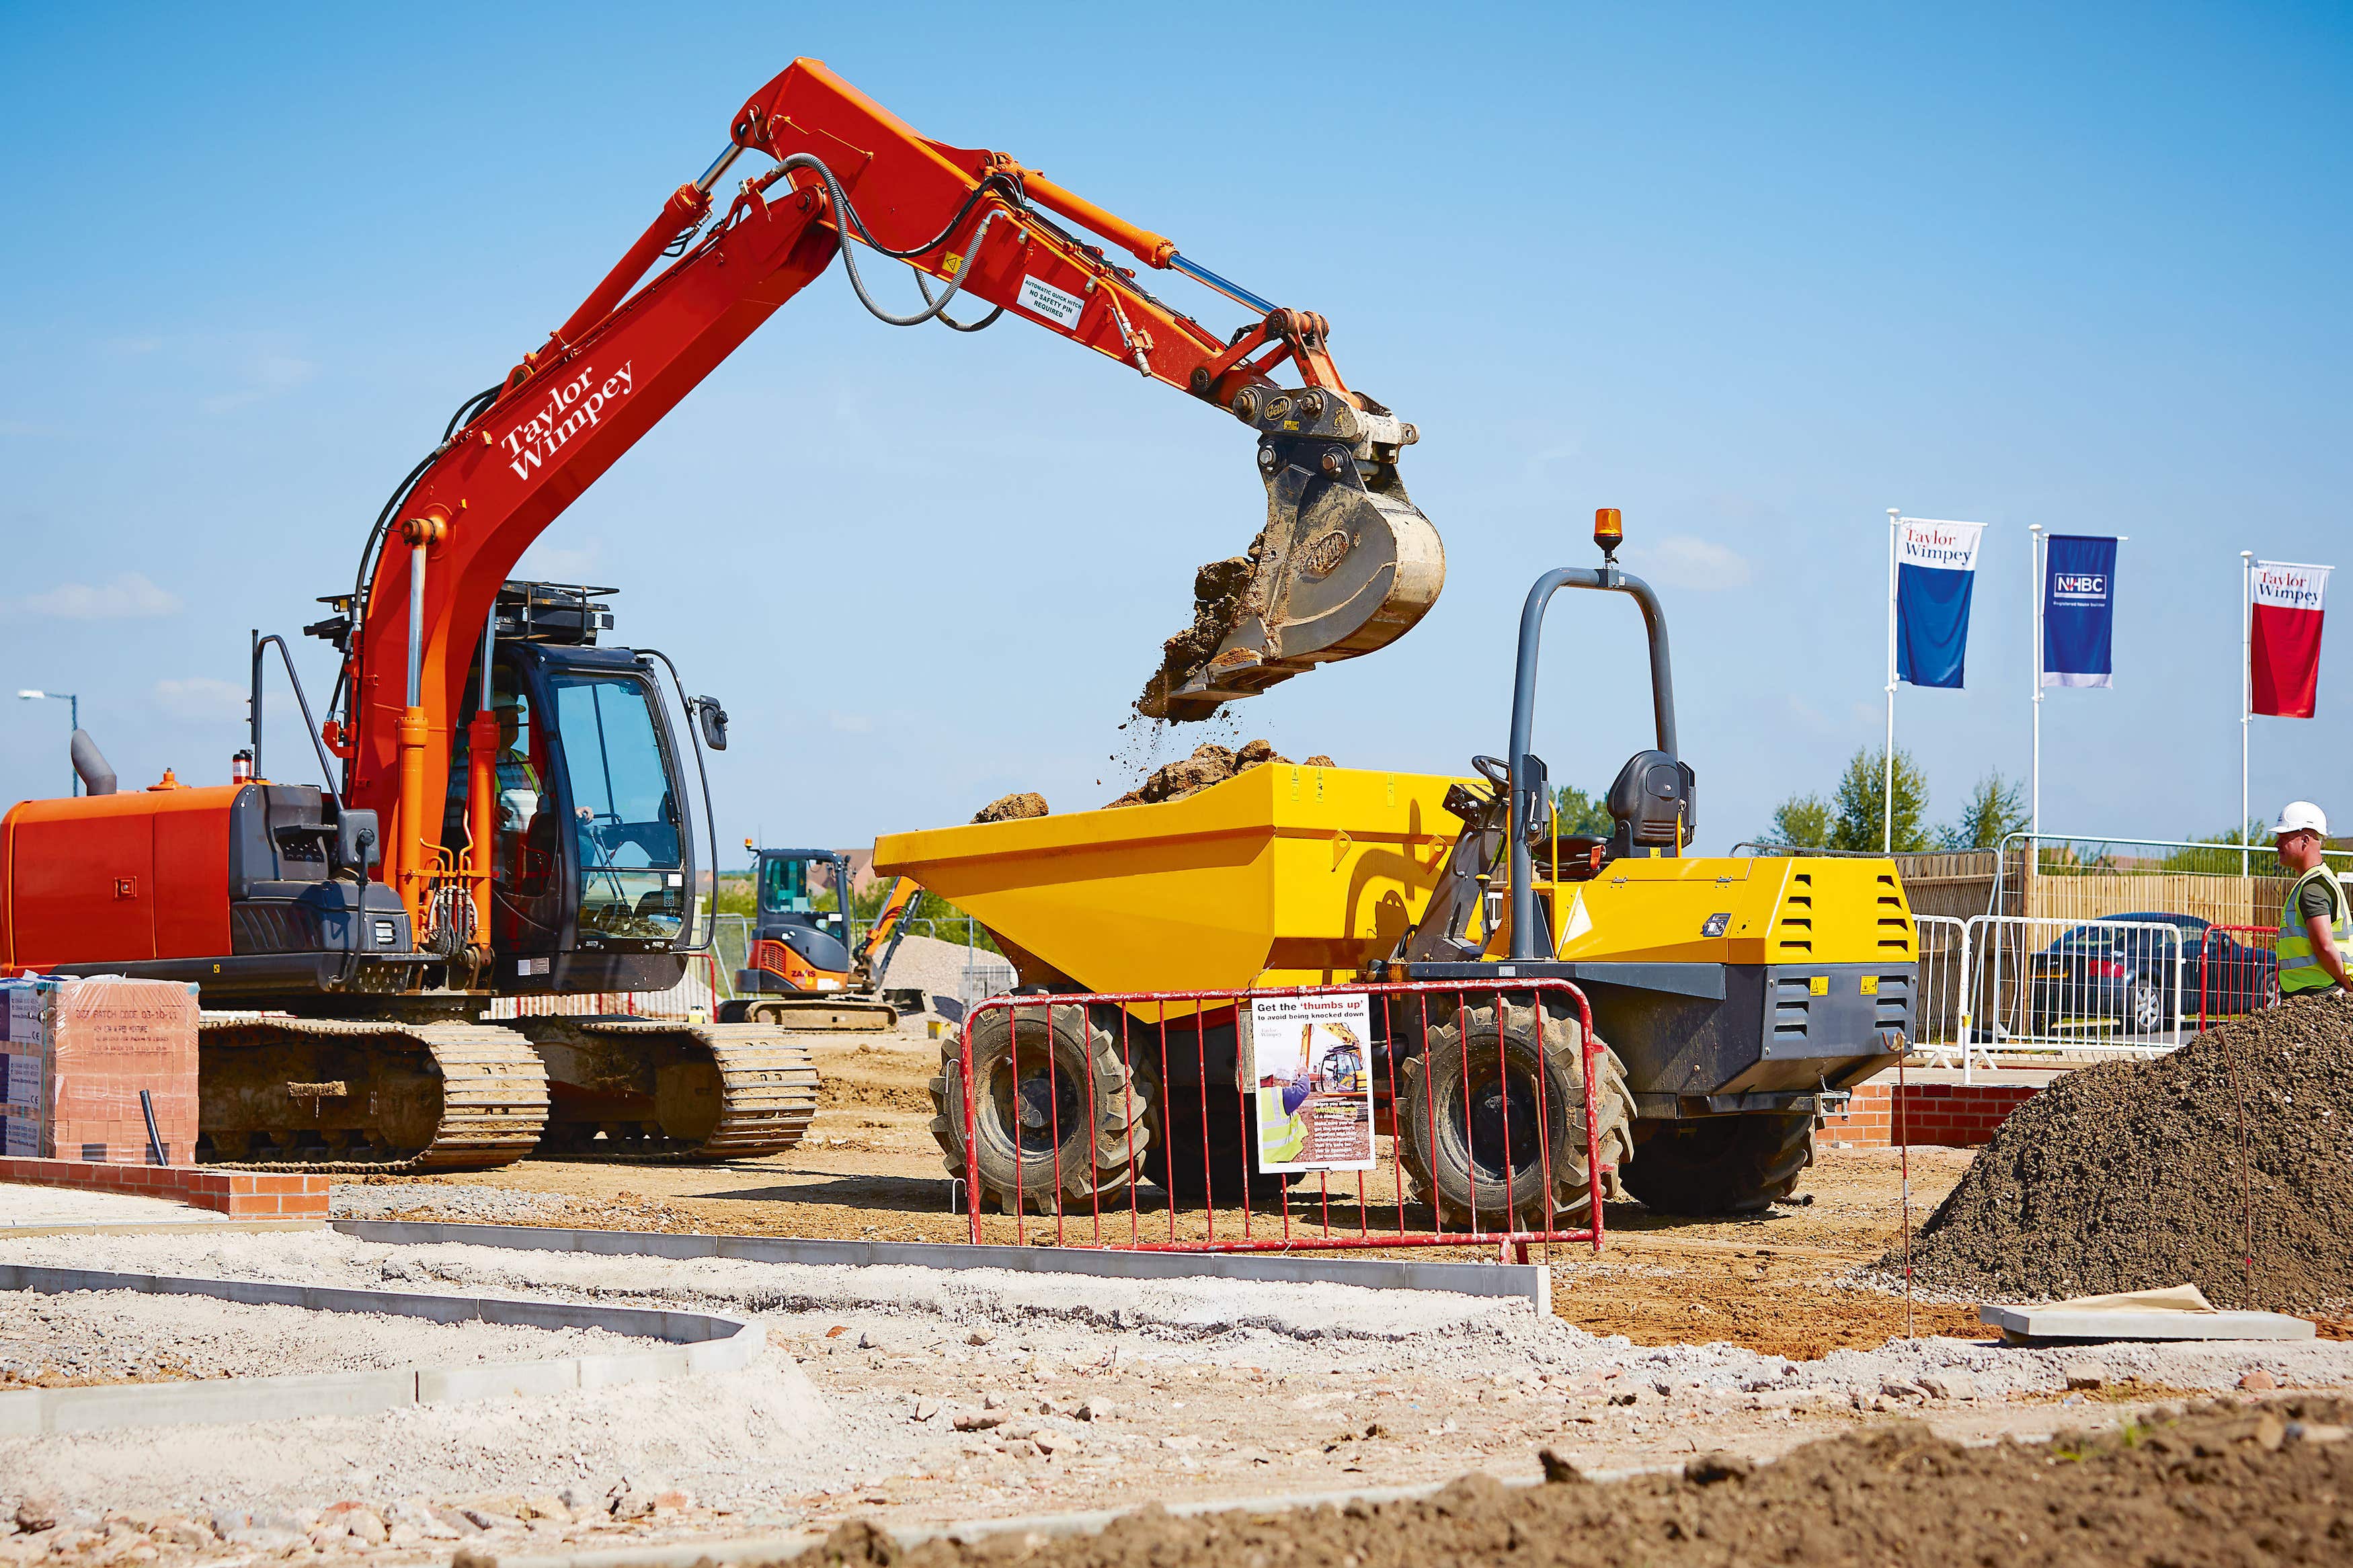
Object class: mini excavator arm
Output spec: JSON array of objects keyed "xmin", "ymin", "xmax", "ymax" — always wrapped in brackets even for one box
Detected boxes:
[
  {"xmin": 341, "ymin": 58, "xmax": 1440, "ymax": 936},
  {"xmin": 850, "ymin": 875, "xmax": 924, "ymax": 990}
]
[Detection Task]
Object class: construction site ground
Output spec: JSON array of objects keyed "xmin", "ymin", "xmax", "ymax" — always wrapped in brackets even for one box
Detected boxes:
[{"xmin": 7, "ymin": 1020, "xmax": 2352, "ymax": 1565}]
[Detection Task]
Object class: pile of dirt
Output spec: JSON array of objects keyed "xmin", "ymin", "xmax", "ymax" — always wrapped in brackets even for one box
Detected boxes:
[
  {"xmin": 970, "ymin": 792, "xmax": 1048, "ymax": 824},
  {"xmin": 1900, "ymin": 995, "xmax": 2353, "ymax": 1310},
  {"xmin": 1135, "ymin": 550, "xmax": 1261, "ymax": 723},
  {"xmin": 784, "ymin": 1397, "xmax": 2353, "ymax": 1568},
  {"xmin": 1104, "ymin": 739, "xmax": 1335, "ymax": 809}
]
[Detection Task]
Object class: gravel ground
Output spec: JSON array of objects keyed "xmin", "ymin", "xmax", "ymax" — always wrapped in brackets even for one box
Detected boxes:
[
  {"xmin": 877, "ymin": 935, "xmax": 1006, "ymax": 1003},
  {"xmin": 329, "ymin": 1184, "xmax": 571, "ymax": 1223},
  {"xmin": 0, "ymin": 1288, "xmax": 656, "ymax": 1389}
]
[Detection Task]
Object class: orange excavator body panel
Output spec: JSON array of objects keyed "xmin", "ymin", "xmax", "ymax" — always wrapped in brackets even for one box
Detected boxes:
[{"xmin": 1, "ymin": 787, "xmax": 234, "ymax": 972}]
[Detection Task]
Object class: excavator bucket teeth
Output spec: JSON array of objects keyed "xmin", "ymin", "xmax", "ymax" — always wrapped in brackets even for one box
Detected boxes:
[{"xmin": 1139, "ymin": 395, "xmax": 1443, "ymax": 721}]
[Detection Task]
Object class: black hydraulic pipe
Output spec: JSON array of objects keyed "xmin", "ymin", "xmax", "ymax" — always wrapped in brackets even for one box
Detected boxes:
[{"xmin": 1505, "ymin": 562, "xmax": 1677, "ymax": 961}]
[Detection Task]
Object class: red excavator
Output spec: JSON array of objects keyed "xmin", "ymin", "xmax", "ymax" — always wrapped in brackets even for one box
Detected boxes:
[{"xmin": 0, "ymin": 59, "xmax": 1443, "ymax": 1170}]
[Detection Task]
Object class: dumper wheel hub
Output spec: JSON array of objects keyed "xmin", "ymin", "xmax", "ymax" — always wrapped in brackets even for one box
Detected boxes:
[
  {"xmin": 1466, "ymin": 1066, "xmax": 1544, "ymax": 1185},
  {"xmin": 1007, "ymin": 1065, "xmax": 1080, "ymax": 1150}
]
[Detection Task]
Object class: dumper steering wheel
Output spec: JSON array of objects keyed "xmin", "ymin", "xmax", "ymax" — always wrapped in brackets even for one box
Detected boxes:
[{"xmin": 1471, "ymin": 755, "xmax": 1510, "ymax": 791}]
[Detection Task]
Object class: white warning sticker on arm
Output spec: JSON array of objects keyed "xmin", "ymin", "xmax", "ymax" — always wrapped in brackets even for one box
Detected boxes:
[{"xmin": 1017, "ymin": 275, "xmax": 1087, "ymax": 331}]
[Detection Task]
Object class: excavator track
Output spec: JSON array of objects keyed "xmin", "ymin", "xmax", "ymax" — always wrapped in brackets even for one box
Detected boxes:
[
  {"xmin": 511, "ymin": 1017, "xmax": 820, "ymax": 1163},
  {"xmin": 727, "ymin": 996, "xmax": 900, "ymax": 1032},
  {"xmin": 196, "ymin": 1016, "xmax": 550, "ymax": 1173}
]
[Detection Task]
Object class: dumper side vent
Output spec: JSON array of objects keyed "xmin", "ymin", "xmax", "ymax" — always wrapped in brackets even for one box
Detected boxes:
[
  {"xmin": 1775, "ymin": 870, "xmax": 1814, "ymax": 955},
  {"xmin": 1770, "ymin": 973, "xmax": 1813, "ymax": 1040},
  {"xmin": 1872, "ymin": 968, "xmax": 1913, "ymax": 1037},
  {"xmin": 1874, "ymin": 871, "xmax": 1913, "ymax": 953}
]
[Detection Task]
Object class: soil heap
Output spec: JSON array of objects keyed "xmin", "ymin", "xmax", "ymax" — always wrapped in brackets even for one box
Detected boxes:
[
  {"xmin": 1105, "ymin": 739, "xmax": 1335, "ymax": 809},
  {"xmin": 1135, "ymin": 551, "xmax": 1259, "ymax": 723},
  {"xmin": 1899, "ymin": 995, "xmax": 2353, "ymax": 1311},
  {"xmin": 782, "ymin": 1396, "xmax": 2353, "ymax": 1568},
  {"xmin": 969, "ymin": 793, "xmax": 1048, "ymax": 825}
]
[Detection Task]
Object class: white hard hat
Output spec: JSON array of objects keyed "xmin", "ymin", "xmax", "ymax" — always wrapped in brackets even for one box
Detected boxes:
[{"xmin": 2274, "ymin": 800, "xmax": 2329, "ymax": 837}]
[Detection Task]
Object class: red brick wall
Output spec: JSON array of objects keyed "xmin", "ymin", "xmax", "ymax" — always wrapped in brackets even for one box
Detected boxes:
[
  {"xmin": 0, "ymin": 1156, "xmax": 327, "ymax": 1219},
  {"xmin": 1820, "ymin": 1081, "xmax": 2042, "ymax": 1149}
]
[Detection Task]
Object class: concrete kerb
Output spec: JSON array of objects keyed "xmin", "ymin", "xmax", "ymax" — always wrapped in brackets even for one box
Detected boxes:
[
  {"xmin": 0, "ymin": 1263, "xmax": 758, "ymax": 1437},
  {"xmin": 329, "ymin": 1220, "xmax": 1556, "ymax": 1312}
]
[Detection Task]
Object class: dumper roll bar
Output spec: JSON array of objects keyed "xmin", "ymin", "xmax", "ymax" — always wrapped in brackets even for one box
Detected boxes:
[{"xmin": 1506, "ymin": 557, "xmax": 1677, "ymax": 962}]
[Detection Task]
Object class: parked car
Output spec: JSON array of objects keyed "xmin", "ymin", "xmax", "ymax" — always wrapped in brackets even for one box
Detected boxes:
[{"xmin": 2026, "ymin": 913, "xmax": 2274, "ymax": 1034}]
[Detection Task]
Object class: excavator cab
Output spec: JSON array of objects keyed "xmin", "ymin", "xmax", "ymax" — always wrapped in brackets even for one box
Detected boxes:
[{"xmin": 447, "ymin": 582, "xmax": 711, "ymax": 996}]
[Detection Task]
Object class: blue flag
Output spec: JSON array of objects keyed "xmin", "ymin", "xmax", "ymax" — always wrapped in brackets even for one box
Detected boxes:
[
  {"xmin": 2042, "ymin": 534, "xmax": 2116, "ymax": 688},
  {"xmin": 1896, "ymin": 519, "xmax": 1985, "ymax": 689}
]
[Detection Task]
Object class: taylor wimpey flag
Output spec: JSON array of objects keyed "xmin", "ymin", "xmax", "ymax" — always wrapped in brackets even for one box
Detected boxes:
[
  {"xmin": 2042, "ymin": 534, "xmax": 2117, "ymax": 688},
  {"xmin": 1896, "ymin": 518, "xmax": 1986, "ymax": 689},
  {"xmin": 2251, "ymin": 560, "xmax": 2331, "ymax": 718}
]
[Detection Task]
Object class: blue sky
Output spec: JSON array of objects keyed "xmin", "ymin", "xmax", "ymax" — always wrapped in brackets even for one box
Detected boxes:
[{"xmin": 3, "ymin": 3, "xmax": 2347, "ymax": 859}]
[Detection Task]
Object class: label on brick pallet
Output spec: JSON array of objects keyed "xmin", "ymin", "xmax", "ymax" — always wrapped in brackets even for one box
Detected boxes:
[
  {"xmin": 1245, "ymin": 993, "xmax": 1375, "ymax": 1173},
  {"xmin": 2, "ymin": 1110, "xmax": 37, "ymax": 1157},
  {"xmin": 4, "ymin": 1050, "xmax": 38, "ymax": 1108}
]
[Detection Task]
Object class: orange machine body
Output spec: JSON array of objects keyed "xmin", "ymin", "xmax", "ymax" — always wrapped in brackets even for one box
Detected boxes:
[{"xmin": 1, "ymin": 786, "xmax": 234, "ymax": 972}]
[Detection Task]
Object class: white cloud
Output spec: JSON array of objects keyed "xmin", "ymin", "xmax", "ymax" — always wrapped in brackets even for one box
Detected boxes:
[
  {"xmin": 1785, "ymin": 694, "xmax": 1834, "ymax": 735},
  {"xmin": 1620, "ymin": 536, "xmax": 1752, "ymax": 591},
  {"xmin": 19, "ymin": 572, "xmax": 182, "ymax": 620},
  {"xmin": 515, "ymin": 538, "xmax": 606, "ymax": 581},
  {"xmin": 202, "ymin": 354, "xmax": 317, "ymax": 415},
  {"xmin": 152, "ymin": 676, "xmax": 247, "ymax": 721},
  {"xmin": 828, "ymin": 712, "xmax": 875, "ymax": 734}
]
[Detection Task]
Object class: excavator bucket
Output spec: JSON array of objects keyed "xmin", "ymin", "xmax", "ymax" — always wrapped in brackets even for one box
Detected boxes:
[{"xmin": 1138, "ymin": 390, "xmax": 1443, "ymax": 721}]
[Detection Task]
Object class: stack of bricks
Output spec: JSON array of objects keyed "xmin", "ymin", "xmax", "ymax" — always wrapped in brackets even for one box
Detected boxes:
[
  {"xmin": 1, "ymin": 976, "xmax": 199, "ymax": 1163},
  {"xmin": 1819, "ymin": 1079, "xmax": 2046, "ymax": 1149}
]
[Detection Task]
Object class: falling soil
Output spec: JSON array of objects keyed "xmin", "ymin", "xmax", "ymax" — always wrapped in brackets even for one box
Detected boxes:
[
  {"xmin": 782, "ymin": 1396, "xmax": 2353, "ymax": 1568},
  {"xmin": 1103, "ymin": 740, "xmax": 1335, "ymax": 809},
  {"xmin": 969, "ymin": 792, "xmax": 1048, "ymax": 825},
  {"xmin": 1135, "ymin": 550, "xmax": 1261, "ymax": 723},
  {"xmin": 1899, "ymin": 995, "xmax": 2353, "ymax": 1311}
]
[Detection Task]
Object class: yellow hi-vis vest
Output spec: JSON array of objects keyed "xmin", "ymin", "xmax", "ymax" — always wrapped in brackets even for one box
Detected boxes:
[{"xmin": 2277, "ymin": 866, "xmax": 2353, "ymax": 995}]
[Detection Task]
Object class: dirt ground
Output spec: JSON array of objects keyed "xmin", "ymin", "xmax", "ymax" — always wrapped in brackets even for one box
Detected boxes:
[
  {"xmin": 378, "ymin": 1027, "xmax": 1995, "ymax": 1361},
  {"xmin": 781, "ymin": 1397, "xmax": 2353, "ymax": 1568}
]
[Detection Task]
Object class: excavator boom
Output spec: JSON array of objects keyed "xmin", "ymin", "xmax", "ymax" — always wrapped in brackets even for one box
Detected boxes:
[{"xmin": 344, "ymin": 58, "xmax": 1441, "ymax": 930}]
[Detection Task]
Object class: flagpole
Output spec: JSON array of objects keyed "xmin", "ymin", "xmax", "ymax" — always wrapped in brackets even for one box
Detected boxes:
[
  {"xmin": 2241, "ymin": 549, "xmax": 2254, "ymax": 878},
  {"xmin": 1886, "ymin": 509, "xmax": 1901, "ymax": 854},
  {"xmin": 2030, "ymin": 524, "xmax": 2044, "ymax": 841}
]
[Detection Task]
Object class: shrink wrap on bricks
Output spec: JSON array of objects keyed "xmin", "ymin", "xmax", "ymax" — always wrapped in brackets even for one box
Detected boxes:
[{"xmin": 0, "ymin": 976, "xmax": 199, "ymax": 1163}]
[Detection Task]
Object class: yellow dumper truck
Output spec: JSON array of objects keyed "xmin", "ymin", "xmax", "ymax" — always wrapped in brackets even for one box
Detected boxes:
[{"xmin": 875, "ymin": 516, "xmax": 1915, "ymax": 1222}]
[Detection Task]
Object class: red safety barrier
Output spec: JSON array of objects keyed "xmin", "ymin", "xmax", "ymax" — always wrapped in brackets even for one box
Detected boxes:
[
  {"xmin": 953, "ymin": 978, "xmax": 1607, "ymax": 1260},
  {"xmin": 2197, "ymin": 924, "xmax": 2280, "ymax": 1034}
]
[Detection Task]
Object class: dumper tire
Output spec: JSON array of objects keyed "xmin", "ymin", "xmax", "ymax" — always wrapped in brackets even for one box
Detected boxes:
[
  {"xmin": 1620, "ymin": 1110, "xmax": 1814, "ymax": 1216},
  {"xmin": 1396, "ymin": 998, "xmax": 1635, "ymax": 1231},
  {"xmin": 1131, "ymin": 1051, "xmax": 1300, "ymax": 1206},
  {"xmin": 926, "ymin": 1003, "xmax": 1150, "ymax": 1216}
]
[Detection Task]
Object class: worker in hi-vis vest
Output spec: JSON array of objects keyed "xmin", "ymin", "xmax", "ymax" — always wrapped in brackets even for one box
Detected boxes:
[{"xmin": 2273, "ymin": 801, "xmax": 2352, "ymax": 1000}]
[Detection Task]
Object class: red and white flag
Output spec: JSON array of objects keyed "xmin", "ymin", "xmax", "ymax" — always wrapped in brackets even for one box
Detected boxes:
[{"xmin": 2251, "ymin": 559, "xmax": 2332, "ymax": 718}]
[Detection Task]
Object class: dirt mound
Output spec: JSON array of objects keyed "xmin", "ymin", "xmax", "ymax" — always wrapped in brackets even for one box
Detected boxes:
[
  {"xmin": 1900, "ymin": 995, "xmax": 2353, "ymax": 1310},
  {"xmin": 1105, "ymin": 739, "xmax": 1335, "ymax": 809},
  {"xmin": 783, "ymin": 1397, "xmax": 2353, "ymax": 1568},
  {"xmin": 1135, "ymin": 550, "xmax": 1261, "ymax": 723},
  {"xmin": 971, "ymin": 792, "xmax": 1048, "ymax": 824}
]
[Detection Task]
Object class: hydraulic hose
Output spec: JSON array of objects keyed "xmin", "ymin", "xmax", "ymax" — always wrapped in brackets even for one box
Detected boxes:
[{"xmin": 773, "ymin": 153, "xmax": 1006, "ymax": 329}]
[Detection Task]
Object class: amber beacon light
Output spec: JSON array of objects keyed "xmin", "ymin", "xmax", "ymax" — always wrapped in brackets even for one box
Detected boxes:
[{"xmin": 1593, "ymin": 507, "xmax": 1623, "ymax": 556}]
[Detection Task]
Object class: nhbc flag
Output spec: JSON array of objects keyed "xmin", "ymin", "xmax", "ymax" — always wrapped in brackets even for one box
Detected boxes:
[
  {"xmin": 2042, "ymin": 535, "xmax": 2118, "ymax": 688},
  {"xmin": 2251, "ymin": 560, "xmax": 2331, "ymax": 718},
  {"xmin": 1896, "ymin": 519, "xmax": 1985, "ymax": 689}
]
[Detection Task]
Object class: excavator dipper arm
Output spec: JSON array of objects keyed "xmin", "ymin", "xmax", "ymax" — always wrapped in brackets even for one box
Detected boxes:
[{"xmin": 346, "ymin": 58, "xmax": 1441, "ymax": 930}]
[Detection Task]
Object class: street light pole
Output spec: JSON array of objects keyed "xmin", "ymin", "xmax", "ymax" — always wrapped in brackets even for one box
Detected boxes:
[{"xmin": 15, "ymin": 690, "xmax": 81, "ymax": 796}]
